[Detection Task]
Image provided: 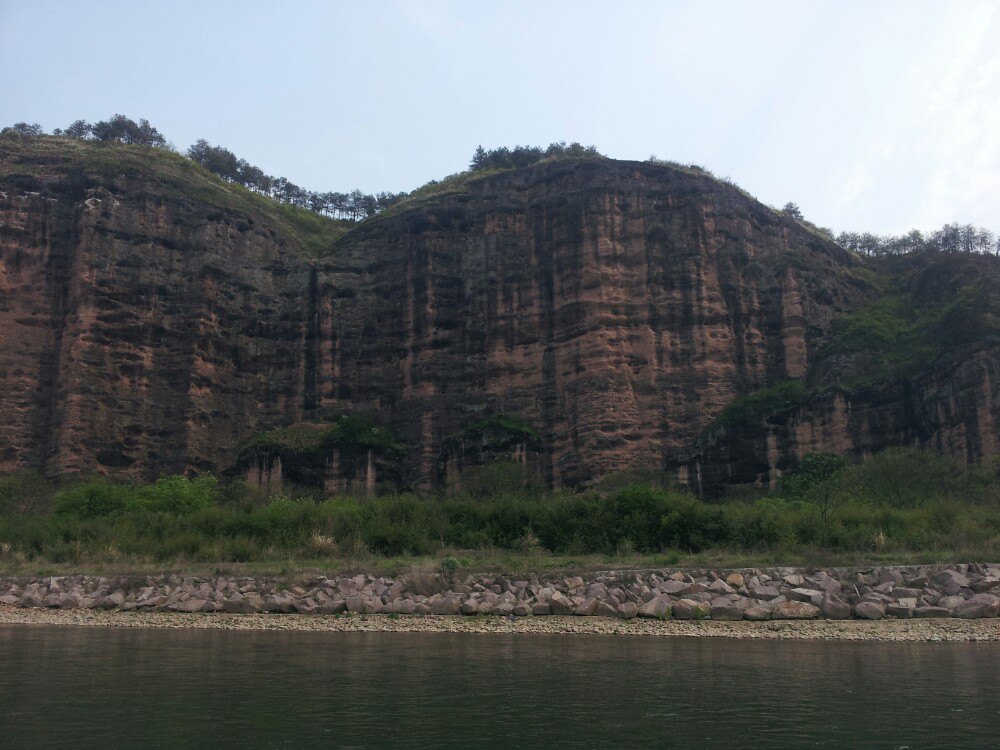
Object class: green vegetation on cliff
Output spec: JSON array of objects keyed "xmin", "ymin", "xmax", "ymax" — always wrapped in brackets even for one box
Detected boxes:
[
  {"xmin": 0, "ymin": 135, "xmax": 350, "ymax": 258},
  {"xmin": 710, "ymin": 381, "xmax": 810, "ymax": 432}
]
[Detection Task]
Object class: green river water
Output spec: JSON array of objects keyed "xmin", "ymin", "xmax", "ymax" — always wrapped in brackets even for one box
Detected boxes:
[{"xmin": 0, "ymin": 625, "xmax": 997, "ymax": 748}]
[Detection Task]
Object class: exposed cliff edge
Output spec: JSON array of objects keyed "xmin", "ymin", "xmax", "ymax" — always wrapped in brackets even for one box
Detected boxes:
[{"xmin": 1, "ymin": 136, "xmax": 996, "ymax": 495}]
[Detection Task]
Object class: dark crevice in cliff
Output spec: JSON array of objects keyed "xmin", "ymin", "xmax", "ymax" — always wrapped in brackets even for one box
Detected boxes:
[
  {"xmin": 302, "ymin": 266, "xmax": 319, "ymax": 412},
  {"xmin": 34, "ymin": 199, "xmax": 76, "ymax": 472}
]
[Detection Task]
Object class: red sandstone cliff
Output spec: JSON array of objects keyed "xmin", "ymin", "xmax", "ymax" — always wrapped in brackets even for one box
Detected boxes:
[{"xmin": 1, "ymin": 137, "xmax": 996, "ymax": 494}]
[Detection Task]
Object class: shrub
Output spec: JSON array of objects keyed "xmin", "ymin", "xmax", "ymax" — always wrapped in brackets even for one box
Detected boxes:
[
  {"xmin": 138, "ymin": 475, "xmax": 218, "ymax": 515},
  {"xmin": 54, "ymin": 479, "xmax": 140, "ymax": 518}
]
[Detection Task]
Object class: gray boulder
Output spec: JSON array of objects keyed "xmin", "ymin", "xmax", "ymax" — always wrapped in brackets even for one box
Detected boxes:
[
  {"xmin": 885, "ymin": 602, "xmax": 914, "ymax": 619},
  {"xmin": 430, "ymin": 596, "xmax": 461, "ymax": 615},
  {"xmin": 531, "ymin": 602, "xmax": 552, "ymax": 616},
  {"xmin": 914, "ymin": 606, "xmax": 951, "ymax": 618},
  {"xmin": 549, "ymin": 592, "xmax": 575, "ymax": 615},
  {"xmin": 743, "ymin": 606, "xmax": 770, "ymax": 621},
  {"xmin": 953, "ymin": 594, "xmax": 999, "ymax": 619},
  {"xmin": 937, "ymin": 595, "xmax": 966, "ymax": 611},
  {"xmin": 772, "ymin": 601, "xmax": 820, "ymax": 620},
  {"xmin": 710, "ymin": 600, "xmax": 744, "ymax": 621},
  {"xmin": 788, "ymin": 588, "xmax": 824, "ymax": 605},
  {"xmin": 593, "ymin": 601, "xmax": 617, "ymax": 618},
  {"xmin": 617, "ymin": 602, "xmax": 639, "ymax": 619},
  {"xmin": 672, "ymin": 599, "xmax": 709, "ymax": 620},
  {"xmin": 853, "ymin": 602, "xmax": 885, "ymax": 620},
  {"xmin": 292, "ymin": 599, "xmax": 318, "ymax": 615},
  {"xmin": 638, "ymin": 595, "xmax": 673, "ymax": 620},
  {"xmin": 820, "ymin": 595, "xmax": 852, "ymax": 620},
  {"xmin": 935, "ymin": 569, "xmax": 971, "ymax": 589},
  {"xmin": 747, "ymin": 582, "xmax": 781, "ymax": 600}
]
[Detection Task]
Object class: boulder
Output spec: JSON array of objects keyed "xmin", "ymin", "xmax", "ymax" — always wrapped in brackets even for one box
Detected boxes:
[
  {"xmin": 710, "ymin": 600, "xmax": 744, "ymax": 621},
  {"xmin": 914, "ymin": 606, "xmax": 951, "ymax": 618},
  {"xmin": 788, "ymin": 588, "xmax": 823, "ymax": 605},
  {"xmin": 935, "ymin": 569, "xmax": 971, "ymax": 589},
  {"xmin": 725, "ymin": 573, "xmax": 745, "ymax": 587},
  {"xmin": 820, "ymin": 595, "xmax": 852, "ymax": 620},
  {"xmin": 772, "ymin": 601, "xmax": 820, "ymax": 620},
  {"xmin": 743, "ymin": 606, "xmax": 770, "ymax": 621},
  {"xmin": 937, "ymin": 595, "xmax": 966, "ymax": 611},
  {"xmin": 430, "ymin": 596, "xmax": 461, "ymax": 615},
  {"xmin": 885, "ymin": 602, "xmax": 914, "ymax": 619},
  {"xmin": 655, "ymin": 580, "xmax": 691, "ymax": 595},
  {"xmin": 384, "ymin": 599, "xmax": 413, "ymax": 615},
  {"xmin": 593, "ymin": 602, "xmax": 617, "ymax": 618},
  {"xmin": 292, "ymin": 599, "xmax": 318, "ymax": 615},
  {"xmin": 672, "ymin": 599, "xmax": 709, "ymax": 620},
  {"xmin": 617, "ymin": 602, "xmax": 639, "ymax": 619},
  {"xmin": 100, "ymin": 592, "xmax": 125, "ymax": 609},
  {"xmin": 548, "ymin": 592, "xmax": 575, "ymax": 615},
  {"xmin": 512, "ymin": 602, "xmax": 532, "ymax": 617},
  {"xmin": 638, "ymin": 595, "xmax": 673, "ymax": 620},
  {"xmin": 746, "ymin": 582, "xmax": 781, "ymax": 601},
  {"xmin": 952, "ymin": 594, "xmax": 999, "ymax": 619},
  {"xmin": 707, "ymin": 580, "xmax": 734, "ymax": 595},
  {"xmin": 58, "ymin": 592, "xmax": 82, "ymax": 610},
  {"xmin": 264, "ymin": 592, "xmax": 295, "ymax": 613},
  {"xmin": 853, "ymin": 602, "xmax": 885, "ymax": 620},
  {"xmin": 531, "ymin": 602, "xmax": 552, "ymax": 616},
  {"xmin": 171, "ymin": 598, "xmax": 207, "ymax": 613},
  {"xmin": 574, "ymin": 598, "xmax": 599, "ymax": 616},
  {"xmin": 459, "ymin": 599, "xmax": 480, "ymax": 615},
  {"xmin": 242, "ymin": 594, "xmax": 267, "ymax": 613}
]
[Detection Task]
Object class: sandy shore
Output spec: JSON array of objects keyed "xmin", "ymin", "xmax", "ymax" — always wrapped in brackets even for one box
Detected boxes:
[{"xmin": 2, "ymin": 604, "xmax": 998, "ymax": 641}]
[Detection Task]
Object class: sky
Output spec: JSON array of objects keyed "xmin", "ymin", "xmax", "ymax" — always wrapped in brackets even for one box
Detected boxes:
[{"xmin": 1, "ymin": 0, "xmax": 997, "ymax": 236}]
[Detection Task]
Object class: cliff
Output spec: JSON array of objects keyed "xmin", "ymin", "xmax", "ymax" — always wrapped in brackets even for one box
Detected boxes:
[
  {"xmin": 682, "ymin": 253, "xmax": 1000, "ymax": 495},
  {"xmin": 1, "ymin": 136, "xmax": 996, "ymax": 495}
]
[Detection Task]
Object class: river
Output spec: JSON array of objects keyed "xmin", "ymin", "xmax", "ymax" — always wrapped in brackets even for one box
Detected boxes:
[{"xmin": 1, "ymin": 625, "xmax": 997, "ymax": 748}]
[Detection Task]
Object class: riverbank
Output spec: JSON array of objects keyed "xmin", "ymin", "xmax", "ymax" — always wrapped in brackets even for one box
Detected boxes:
[
  {"xmin": 3, "ymin": 605, "xmax": 999, "ymax": 641},
  {"xmin": 3, "ymin": 563, "xmax": 999, "ymax": 628}
]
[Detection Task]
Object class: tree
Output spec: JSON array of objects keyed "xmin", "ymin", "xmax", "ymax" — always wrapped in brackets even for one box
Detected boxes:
[
  {"xmin": 91, "ymin": 114, "xmax": 166, "ymax": 147},
  {"xmin": 4, "ymin": 122, "xmax": 43, "ymax": 137},
  {"xmin": 64, "ymin": 120, "xmax": 92, "ymax": 138},
  {"xmin": 782, "ymin": 453, "xmax": 847, "ymax": 548},
  {"xmin": 781, "ymin": 202, "xmax": 803, "ymax": 221},
  {"xmin": 470, "ymin": 145, "xmax": 487, "ymax": 170}
]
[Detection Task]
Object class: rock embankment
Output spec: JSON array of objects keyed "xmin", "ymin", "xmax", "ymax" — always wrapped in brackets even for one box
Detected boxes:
[{"xmin": 2, "ymin": 564, "xmax": 999, "ymax": 623}]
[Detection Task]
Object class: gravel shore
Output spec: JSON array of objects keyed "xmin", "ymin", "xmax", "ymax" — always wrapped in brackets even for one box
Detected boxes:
[{"xmin": 3, "ymin": 605, "xmax": 999, "ymax": 641}]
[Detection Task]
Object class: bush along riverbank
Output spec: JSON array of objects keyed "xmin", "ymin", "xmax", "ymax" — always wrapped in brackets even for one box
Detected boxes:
[
  {"xmin": 1, "ymin": 448, "xmax": 999, "ymax": 567},
  {"xmin": 2, "ymin": 563, "xmax": 998, "ymax": 623}
]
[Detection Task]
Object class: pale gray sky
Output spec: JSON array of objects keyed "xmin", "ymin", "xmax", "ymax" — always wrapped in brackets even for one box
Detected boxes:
[{"xmin": 1, "ymin": 1, "xmax": 997, "ymax": 235}]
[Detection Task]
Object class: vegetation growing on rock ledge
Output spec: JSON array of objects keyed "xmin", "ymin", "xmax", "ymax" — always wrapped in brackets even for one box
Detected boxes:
[
  {"xmin": 237, "ymin": 418, "xmax": 405, "ymax": 486},
  {"xmin": 710, "ymin": 381, "xmax": 810, "ymax": 432}
]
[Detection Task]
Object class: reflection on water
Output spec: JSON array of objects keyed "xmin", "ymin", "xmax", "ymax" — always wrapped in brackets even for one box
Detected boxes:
[{"xmin": 1, "ymin": 625, "xmax": 998, "ymax": 749}]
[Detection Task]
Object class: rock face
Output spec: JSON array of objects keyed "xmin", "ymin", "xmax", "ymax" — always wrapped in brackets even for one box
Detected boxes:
[
  {"xmin": 2, "ymin": 137, "xmax": 998, "ymax": 492},
  {"xmin": 680, "ymin": 253, "xmax": 1000, "ymax": 496},
  {"xmin": 0, "ymin": 139, "xmax": 326, "ymax": 480}
]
